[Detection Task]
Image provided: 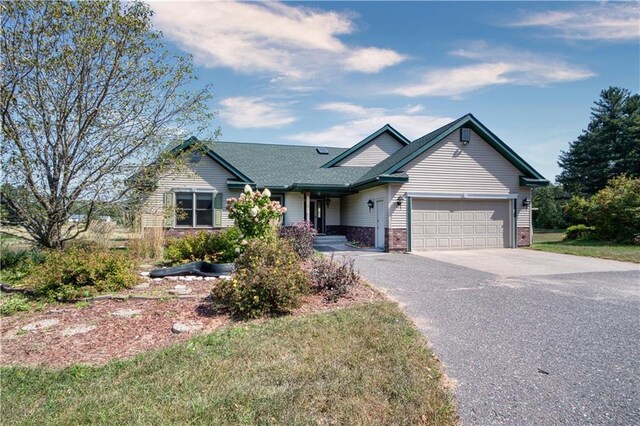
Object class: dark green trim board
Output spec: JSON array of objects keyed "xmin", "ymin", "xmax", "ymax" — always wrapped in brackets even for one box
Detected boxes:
[
  {"xmin": 406, "ymin": 196, "xmax": 413, "ymax": 252},
  {"xmin": 519, "ymin": 176, "xmax": 550, "ymax": 187},
  {"xmin": 321, "ymin": 124, "xmax": 411, "ymax": 168}
]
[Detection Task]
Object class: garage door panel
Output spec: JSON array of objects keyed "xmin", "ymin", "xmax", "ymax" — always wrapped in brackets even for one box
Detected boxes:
[{"xmin": 411, "ymin": 199, "xmax": 510, "ymax": 250}]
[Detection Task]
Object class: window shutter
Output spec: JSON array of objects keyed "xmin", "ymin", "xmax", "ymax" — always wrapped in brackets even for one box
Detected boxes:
[
  {"xmin": 214, "ymin": 192, "xmax": 223, "ymax": 227},
  {"xmin": 163, "ymin": 192, "xmax": 175, "ymax": 227}
]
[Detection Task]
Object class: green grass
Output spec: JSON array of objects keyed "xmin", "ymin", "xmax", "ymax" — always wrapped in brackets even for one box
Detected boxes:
[
  {"xmin": 1, "ymin": 302, "xmax": 457, "ymax": 425},
  {"xmin": 530, "ymin": 231, "xmax": 640, "ymax": 263}
]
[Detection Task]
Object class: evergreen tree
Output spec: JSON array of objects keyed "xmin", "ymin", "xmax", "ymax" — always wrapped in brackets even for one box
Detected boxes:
[{"xmin": 557, "ymin": 87, "xmax": 640, "ymax": 195}]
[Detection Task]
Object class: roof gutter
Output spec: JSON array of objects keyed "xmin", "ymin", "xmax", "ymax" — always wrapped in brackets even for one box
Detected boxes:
[{"xmin": 519, "ymin": 176, "xmax": 550, "ymax": 187}]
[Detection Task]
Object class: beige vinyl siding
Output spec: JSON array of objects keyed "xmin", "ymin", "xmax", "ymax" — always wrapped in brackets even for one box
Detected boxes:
[
  {"xmin": 517, "ymin": 188, "xmax": 531, "ymax": 228},
  {"xmin": 337, "ymin": 133, "xmax": 405, "ymax": 167},
  {"xmin": 341, "ymin": 186, "xmax": 388, "ymax": 228},
  {"xmin": 389, "ymin": 129, "xmax": 530, "ymax": 229},
  {"xmin": 283, "ymin": 192, "xmax": 304, "ymax": 226},
  {"xmin": 141, "ymin": 156, "xmax": 237, "ymax": 228},
  {"xmin": 326, "ymin": 197, "xmax": 341, "ymax": 226}
]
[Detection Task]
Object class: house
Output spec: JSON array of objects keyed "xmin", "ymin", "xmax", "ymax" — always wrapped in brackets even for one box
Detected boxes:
[{"xmin": 140, "ymin": 114, "xmax": 548, "ymax": 251}]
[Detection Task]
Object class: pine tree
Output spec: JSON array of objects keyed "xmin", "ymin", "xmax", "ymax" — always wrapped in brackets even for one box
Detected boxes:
[{"xmin": 557, "ymin": 87, "xmax": 640, "ymax": 195}]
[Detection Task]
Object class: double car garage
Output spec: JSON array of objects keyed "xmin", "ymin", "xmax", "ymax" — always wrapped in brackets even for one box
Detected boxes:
[{"xmin": 409, "ymin": 196, "xmax": 516, "ymax": 251}]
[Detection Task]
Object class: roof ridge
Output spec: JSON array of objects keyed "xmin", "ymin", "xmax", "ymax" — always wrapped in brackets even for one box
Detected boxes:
[{"xmin": 206, "ymin": 140, "xmax": 346, "ymax": 150}]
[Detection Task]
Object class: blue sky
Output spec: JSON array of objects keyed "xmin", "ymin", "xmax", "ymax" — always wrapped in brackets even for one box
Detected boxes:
[{"xmin": 150, "ymin": 1, "xmax": 639, "ymax": 183}]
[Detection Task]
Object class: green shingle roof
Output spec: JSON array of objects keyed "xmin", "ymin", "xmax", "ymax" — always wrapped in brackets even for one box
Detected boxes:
[
  {"xmin": 173, "ymin": 113, "xmax": 547, "ymax": 191},
  {"xmin": 204, "ymin": 141, "xmax": 372, "ymax": 188}
]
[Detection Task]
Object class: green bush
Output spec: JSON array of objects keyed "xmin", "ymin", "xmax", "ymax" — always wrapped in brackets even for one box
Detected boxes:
[
  {"xmin": 309, "ymin": 254, "xmax": 359, "ymax": 302},
  {"xmin": 164, "ymin": 228, "xmax": 241, "ymax": 264},
  {"xmin": 211, "ymin": 237, "xmax": 309, "ymax": 319},
  {"xmin": 564, "ymin": 176, "xmax": 640, "ymax": 243},
  {"xmin": 0, "ymin": 294, "xmax": 31, "ymax": 316},
  {"xmin": 26, "ymin": 247, "xmax": 139, "ymax": 300},
  {"xmin": 280, "ymin": 221, "xmax": 317, "ymax": 260},
  {"xmin": 588, "ymin": 175, "xmax": 640, "ymax": 243},
  {"xmin": 0, "ymin": 247, "xmax": 44, "ymax": 283},
  {"xmin": 565, "ymin": 224, "xmax": 596, "ymax": 241}
]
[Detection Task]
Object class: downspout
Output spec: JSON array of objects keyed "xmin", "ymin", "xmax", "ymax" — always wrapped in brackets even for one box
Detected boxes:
[
  {"xmin": 513, "ymin": 198, "xmax": 518, "ymax": 248},
  {"xmin": 305, "ymin": 192, "xmax": 310, "ymax": 223},
  {"xmin": 406, "ymin": 196, "xmax": 412, "ymax": 252}
]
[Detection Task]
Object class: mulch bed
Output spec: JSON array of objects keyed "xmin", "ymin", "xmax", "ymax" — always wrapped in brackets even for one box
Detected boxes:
[{"xmin": 1, "ymin": 276, "xmax": 383, "ymax": 367}]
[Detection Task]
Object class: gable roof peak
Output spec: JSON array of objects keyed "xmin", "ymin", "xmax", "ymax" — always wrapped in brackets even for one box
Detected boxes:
[{"xmin": 321, "ymin": 123, "xmax": 411, "ymax": 168}]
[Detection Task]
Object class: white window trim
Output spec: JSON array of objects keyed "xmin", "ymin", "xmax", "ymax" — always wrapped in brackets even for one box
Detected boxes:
[{"xmin": 174, "ymin": 190, "xmax": 218, "ymax": 228}]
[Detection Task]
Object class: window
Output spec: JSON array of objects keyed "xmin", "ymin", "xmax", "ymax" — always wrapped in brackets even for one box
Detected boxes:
[
  {"xmin": 176, "ymin": 193, "xmax": 194, "ymax": 226},
  {"xmin": 173, "ymin": 192, "xmax": 222, "ymax": 227},
  {"xmin": 195, "ymin": 193, "xmax": 213, "ymax": 226}
]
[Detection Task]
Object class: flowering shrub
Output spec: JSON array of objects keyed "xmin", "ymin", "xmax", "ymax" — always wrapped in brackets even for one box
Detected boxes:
[
  {"xmin": 164, "ymin": 228, "xmax": 242, "ymax": 264},
  {"xmin": 210, "ymin": 237, "xmax": 309, "ymax": 319},
  {"xmin": 280, "ymin": 221, "xmax": 317, "ymax": 259},
  {"xmin": 226, "ymin": 185, "xmax": 286, "ymax": 239},
  {"xmin": 310, "ymin": 253, "xmax": 359, "ymax": 302}
]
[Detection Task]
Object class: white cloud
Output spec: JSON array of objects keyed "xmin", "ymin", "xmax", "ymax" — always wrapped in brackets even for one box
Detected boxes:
[
  {"xmin": 392, "ymin": 43, "xmax": 595, "ymax": 98},
  {"xmin": 510, "ymin": 3, "xmax": 639, "ymax": 41},
  {"xmin": 150, "ymin": 1, "xmax": 406, "ymax": 80},
  {"xmin": 219, "ymin": 97, "xmax": 296, "ymax": 129},
  {"xmin": 286, "ymin": 103, "xmax": 453, "ymax": 146},
  {"xmin": 344, "ymin": 47, "xmax": 407, "ymax": 73},
  {"xmin": 317, "ymin": 102, "xmax": 384, "ymax": 117}
]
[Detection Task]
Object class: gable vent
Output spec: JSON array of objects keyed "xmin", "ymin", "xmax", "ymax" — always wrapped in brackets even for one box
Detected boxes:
[
  {"xmin": 460, "ymin": 128, "xmax": 471, "ymax": 144},
  {"xmin": 316, "ymin": 147, "xmax": 329, "ymax": 154}
]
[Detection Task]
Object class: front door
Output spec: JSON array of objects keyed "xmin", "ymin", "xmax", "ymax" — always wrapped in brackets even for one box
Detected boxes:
[
  {"xmin": 309, "ymin": 199, "xmax": 325, "ymax": 234},
  {"xmin": 375, "ymin": 200, "xmax": 385, "ymax": 249}
]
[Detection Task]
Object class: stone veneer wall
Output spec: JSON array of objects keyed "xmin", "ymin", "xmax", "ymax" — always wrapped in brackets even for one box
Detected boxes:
[
  {"xmin": 517, "ymin": 227, "xmax": 531, "ymax": 247},
  {"xmin": 344, "ymin": 226, "xmax": 375, "ymax": 247},
  {"xmin": 385, "ymin": 228, "xmax": 407, "ymax": 252}
]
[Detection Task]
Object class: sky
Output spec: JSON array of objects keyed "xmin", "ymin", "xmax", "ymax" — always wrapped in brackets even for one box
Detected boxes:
[{"xmin": 149, "ymin": 1, "xmax": 640, "ymax": 183}]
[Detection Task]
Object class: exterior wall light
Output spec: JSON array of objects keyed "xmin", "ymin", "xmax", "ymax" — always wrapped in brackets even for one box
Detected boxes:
[
  {"xmin": 522, "ymin": 197, "xmax": 530, "ymax": 208},
  {"xmin": 367, "ymin": 199, "xmax": 374, "ymax": 210},
  {"xmin": 325, "ymin": 198, "xmax": 331, "ymax": 208},
  {"xmin": 397, "ymin": 195, "xmax": 405, "ymax": 206}
]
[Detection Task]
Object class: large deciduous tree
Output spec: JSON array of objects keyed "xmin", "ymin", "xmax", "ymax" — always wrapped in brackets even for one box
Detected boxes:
[
  {"xmin": 1, "ymin": 0, "xmax": 213, "ymax": 248},
  {"xmin": 557, "ymin": 87, "xmax": 640, "ymax": 195}
]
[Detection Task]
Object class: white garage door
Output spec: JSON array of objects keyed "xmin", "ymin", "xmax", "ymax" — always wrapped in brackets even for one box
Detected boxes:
[{"xmin": 411, "ymin": 199, "xmax": 510, "ymax": 250}]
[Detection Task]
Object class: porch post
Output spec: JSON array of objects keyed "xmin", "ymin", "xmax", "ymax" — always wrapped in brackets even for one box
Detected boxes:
[{"xmin": 305, "ymin": 192, "xmax": 310, "ymax": 222}]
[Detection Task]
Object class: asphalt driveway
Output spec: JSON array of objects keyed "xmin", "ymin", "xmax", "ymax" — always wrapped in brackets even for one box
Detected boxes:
[{"xmin": 348, "ymin": 249, "xmax": 640, "ymax": 425}]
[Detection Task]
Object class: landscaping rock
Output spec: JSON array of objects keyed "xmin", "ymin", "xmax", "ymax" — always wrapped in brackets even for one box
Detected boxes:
[
  {"xmin": 61, "ymin": 324, "xmax": 96, "ymax": 337},
  {"xmin": 167, "ymin": 276, "xmax": 180, "ymax": 281},
  {"xmin": 204, "ymin": 277, "xmax": 216, "ymax": 281},
  {"xmin": 168, "ymin": 285, "xmax": 192, "ymax": 295},
  {"xmin": 21, "ymin": 319, "xmax": 59, "ymax": 331},
  {"xmin": 152, "ymin": 278, "xmax": 163, "ymax": 282},
  {"xmin": 171, "ymin": 321, "xmax": 203, "ymax": 334},
  {"xmin": 134, "ymin": 282, "xmax": 150, "ymax": 290},
  {"xmin": 139, "ymin": 271, "xmax": 150, "ymax": 277},
  {"xmin": 219, "ymin": 275, "xmax": 232, "ymax": 280},
  {"xmin": 111, "ymin": 309, "xmax": 142, "ymax": 317}
]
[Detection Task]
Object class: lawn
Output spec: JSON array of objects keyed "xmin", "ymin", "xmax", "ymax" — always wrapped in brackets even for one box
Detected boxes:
[
  {"xmin": 530, "ymin": 231, "xmax": 640, "ymax": 263},
  {"xmin": 1, "ymin": 301, "xmax": 457, "ymax": 425}
]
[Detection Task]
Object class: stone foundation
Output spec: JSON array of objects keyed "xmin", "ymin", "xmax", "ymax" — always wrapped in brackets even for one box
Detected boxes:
[
  {"xmin": 344, "ymin": 226, "xmax": 375, "ymax": 247},
  {"xmin": 385, "ymin": 228, "xmax": 407, "ymax": 252},
  {"xmin": 517, "ymin": 227, "xmax": 531, "ymax": 247}
]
